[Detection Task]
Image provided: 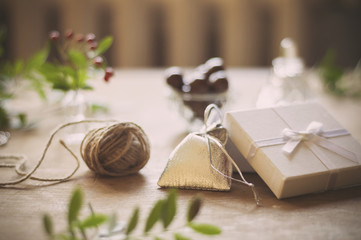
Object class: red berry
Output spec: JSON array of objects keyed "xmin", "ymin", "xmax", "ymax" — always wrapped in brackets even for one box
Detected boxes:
[
  {"xmin": 105, "ymin": 67, "xmax": 114, "ymax": 77},
  {"xmin": 93, "ymin": 56, "xmax": 103, "ymax": 67},
  {"xmin": 104, "ymin": 74, "xmax": 110, "ymax": 82},
  {"xmin": 65, "ymin": 29, "xmax": 73, "ymax": 39},
  {"xmin": 89, "ymin": 42, "xmax": 97, "ymax": 50},
  {"xmin": 86, "ymin": 33, "xmax": 96, "ymax": 43},
  {"xmin": 76, "ymin": 34, "xmax": 84, "ymax": 42},
  {"xmin": 103, "ymin": 67, "xmax": 114, "ymax": 82},
  {"xmin": 49, "ymin": 31, "xmax": 59, "ymax": 41}
]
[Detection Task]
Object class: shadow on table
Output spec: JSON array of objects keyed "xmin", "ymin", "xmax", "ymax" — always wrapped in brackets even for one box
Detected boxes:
[
  {"xmin": 239, "ymin": 173, "xmax": 361, "ymax": 211},
  {"xmin": 279, "ymin": 185, "xmax": 361, "ymax": 209},
  {"xmin": 157, "ymin": 172, "xmax": 361, "ymax": 212},
  {"xmin": 87, "ymin": 172, "xmax": 147, "ymax": 193}
]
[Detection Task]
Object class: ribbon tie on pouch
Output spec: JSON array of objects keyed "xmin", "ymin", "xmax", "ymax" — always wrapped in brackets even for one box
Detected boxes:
[{"xmin": 196, "ymin": 104, "xmax": 261, "ymax": 205}]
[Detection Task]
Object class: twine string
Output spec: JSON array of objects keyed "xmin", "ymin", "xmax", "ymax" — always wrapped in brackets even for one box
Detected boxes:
[
  {"xmin": 202, "ymin": 104, "xmax": 261, "ymax": 205},
  {"xmin": 80, "ymin": 122, "xmax": 150, "ymax": 177},
  {"xmin": 0, "ymin": 119, "xmax": 119, "ymax": 186}
]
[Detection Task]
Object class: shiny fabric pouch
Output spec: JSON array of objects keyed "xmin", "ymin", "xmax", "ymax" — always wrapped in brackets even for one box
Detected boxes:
[{"xmin": 157, "ymin": 107, "xmax": 232, "ymax": 191}]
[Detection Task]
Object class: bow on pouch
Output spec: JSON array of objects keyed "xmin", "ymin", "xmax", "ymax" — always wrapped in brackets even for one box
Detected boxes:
[{"xmin": 282, "ymin": 121, "xmax": 358, "ymax": 164}]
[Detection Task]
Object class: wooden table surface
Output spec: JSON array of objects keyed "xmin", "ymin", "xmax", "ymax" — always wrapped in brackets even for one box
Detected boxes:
[{"xmin": 1, "ymin": 68, "xmax": 361, "ymax": 240}]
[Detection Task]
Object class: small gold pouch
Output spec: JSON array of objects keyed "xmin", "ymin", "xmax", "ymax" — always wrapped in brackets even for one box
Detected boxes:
[{"xmin": 157, "ymin": 106, "xmax": 232, "ymax": 191}]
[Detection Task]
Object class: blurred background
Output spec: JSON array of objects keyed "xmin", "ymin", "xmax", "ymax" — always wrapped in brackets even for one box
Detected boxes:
[{"xmin": 0, "ymin": 0, "xmax": 360, "ymax": 68}]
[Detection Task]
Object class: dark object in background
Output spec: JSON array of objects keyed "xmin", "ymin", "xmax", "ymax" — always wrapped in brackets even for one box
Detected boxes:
[
  {"xmin": 186, "ymin": 71, "xmax": 209, "ymax": 94},
  {"xmin": 209, "ymin": 70, "xmax": 229, "ymax": 93},
  {"xmin": 165, "ymin": 57, "xmax": 229, "ymax": 120},
  {"xmin": 204, "ymin": 57, "xmax": 225, "ymax": 81},
  {"xmin": 165, "ymin": 67, "xmax": 184, "ymax": 91}
]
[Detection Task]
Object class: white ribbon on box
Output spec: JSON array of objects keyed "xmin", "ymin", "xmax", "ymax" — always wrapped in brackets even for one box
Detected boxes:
[{"xmin": 247, "ymin": 121, "xmax": 359, "ymax": 170}]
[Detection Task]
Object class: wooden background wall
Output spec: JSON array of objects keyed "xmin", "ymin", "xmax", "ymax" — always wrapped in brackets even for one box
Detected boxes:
[{"xmin": 1, "ymin": 0, "xmax": 360, "ymax": 68}]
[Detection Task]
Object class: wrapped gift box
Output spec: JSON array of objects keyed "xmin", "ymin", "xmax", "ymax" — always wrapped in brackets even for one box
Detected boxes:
[{"xmin": 224, "ymin": 102, "xmax": 361, "ymax": 199}]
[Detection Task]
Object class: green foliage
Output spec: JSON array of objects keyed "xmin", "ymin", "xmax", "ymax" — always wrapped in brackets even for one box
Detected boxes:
[
  {"xmin": 187, "ymin": 223, "xmax": 222, "ymax": 235},
  {"xmin": 38, "ymin": 31, "xmax": 114, "ymax": 92},
  {"xmin": 43, "ymin": 187, "xmax": 221, "ymax": 240},
  {"xmin": 25, "ymin": 47, "xmax": 49, "ymax": 72},
  {"xmin": 0, "ymin": 106, "xmax": 10, "ymax": 130},
  {"xmin": 68, "ymin": 187, "xmax": 84, "ymax": 226},
  {"xmin": 126, "ymin": 207, "xmax": 139, "ymax": 235},
  {"xmin": 174, "ymin": 233, "xmax": 191, "ymax": 240},
  {"xmin": 90, "ymin": 104, "xmax": 108, "ymax": 114},
  {"xmin": 161, "ymin": 189, "xmax": 177, "ymax": 229},
  {"xmin": 95, "ymin": 37, "xmax": 113, "ymax": 56},
  {"xmin": 144, "ymin": 200, "xmax": 163, "ymax": 233},
  {"xmin": 68, "ymin": 50, "xmax": 88, "ymax": 68},
  {"xmin": 319, "ymin": 49, "xmax": 344, "ymax": 95},
  {"xmin": 44, "ymin": 187, "xmax": 108, "ymax": 240},
  {"xmin": 0, "ymin": 28, "xmax": 114, "ymax": 130},
  {"xmin": 318, "ymin": 49, "xmax": 361, "ymax": 98},
  {"xmin": 187, "ymin": 195, "xmax": 201, "ymax": 222},
  {"xmin": 0, "ymin": 25, "xmax": 48, "ymax": 130},
  {"xmin": 78, "ymin": 214, "xmax": 108, "ymax": 229},
  {"xmin": 43, "ymin": 214, "xmax": 54, "ymax": 237}
]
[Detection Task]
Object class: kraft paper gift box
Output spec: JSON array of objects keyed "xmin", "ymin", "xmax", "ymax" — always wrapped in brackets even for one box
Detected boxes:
[{"xmin": 224, "ymin": 102, "xmax": 361, "ymax": 199}]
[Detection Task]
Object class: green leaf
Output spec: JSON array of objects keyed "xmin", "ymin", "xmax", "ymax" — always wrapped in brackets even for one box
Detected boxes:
[
  {"xmin": 13, "ymin": 60, "xmax": 24, "ymax": 76},
  {"xmin": 161, "ymin": 189, "xmax": 177, "ymax": 229},
  {"xmin": 68, "ymin": 187, "xmax": 84, "ymax": 225},
  {"xmin": 26, "ymin": 47, "xmax": 48, "ymax": 71},
  {"xmin": 90, "ymin": 103, "xmax": 108, "ymax": 114},
  {"xmin": 75, "ymin": 68, "xmax": 88, "ymax": 89},
  {"xmin": 55, "ymin": 233, "xmax": 73, "ymax": 240},
  {"xmin": 0, "ymin": 106, "xmax": 10, "ymax": 130},
  {"xmin": 187, "ymin": 223, "xmax": 221, "ymax": 235},
  {"xmin": 68, "ymin": 50, "xmax": 87, "ymax": 68},
  {"xmin": 80, "ymin": 85, "xmax": 93, "ymax": 91},
  {"xmin": 36, "ymin": 63, "xmax": 69, "ymax": 91},
  {"xmin": 319, "ymin": 49, "xmax": 344, "ymax": 91},
  {"xmin": 17, "ymin": 113, "xmax": 27, "ymax": 128},
  {"xmin": 62, "ymin": 66, "xmax": 77, "ymax": 80},
  {"xmin": 174, "ymin": 233, "xmax": 191, "ymax": 240},
  {"xmin": 40, "ymin": 62, "xmax": 60, "ymax": 75},
  {"xmin": 0, "ymin": 92, "xmax": 12, "ymax": 100},
  {"xmin": 78, "ymin": 214, "xmax": 108, "ymax": 229},
  {"xmin": 126, "ymin": 207, "xmax": 139, "ymax": 235},
  {"xmin": 23, "ymin": 71, "xmax": 49, "ymax": 100},
  {"xmin": 144, "ymin": 200, "xmax": 164, "ymax": 233},
  {"xmin": 1, "ymin": 61, "xmax": 14, "ymax": 77},
  {"xmin": 52, "ymin": 79, "xmax": 71, "ymax": 91},
  {"xmin": 43, "ymin": 214, "xmax": 53, "ymax": 236},
  {"xmin": 187, "ymin": 195, "xmax": 202, "ymax": 222},
  {"xmin": 95, "ymin": 36, "xmax": 113, "ymax": 55}
]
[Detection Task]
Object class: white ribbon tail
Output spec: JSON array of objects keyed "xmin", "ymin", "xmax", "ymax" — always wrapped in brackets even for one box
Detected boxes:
[
  {"xmin": 282, "ymin": 139, "xmax": 302, "ymax": 155},
  {"xmin": 312, "ymin": 135, "xmax": 359, "ymax": 164}
]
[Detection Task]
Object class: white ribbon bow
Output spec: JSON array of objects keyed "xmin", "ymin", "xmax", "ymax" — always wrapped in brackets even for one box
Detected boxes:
[{"xmin": 282, "ymin": 121, "xmax": 358, "ymax": 164}]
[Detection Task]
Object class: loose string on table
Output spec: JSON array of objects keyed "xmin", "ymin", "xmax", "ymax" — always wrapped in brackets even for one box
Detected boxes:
[{"xmin": 0, "ymin": 119, "xmax": 119, "ymax": 187}]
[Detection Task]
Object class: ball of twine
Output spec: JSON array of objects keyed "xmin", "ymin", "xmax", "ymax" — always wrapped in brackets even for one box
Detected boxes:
[{"xmin": 80, "ymin": 122, "xmax": 150, "ymax": 176}]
